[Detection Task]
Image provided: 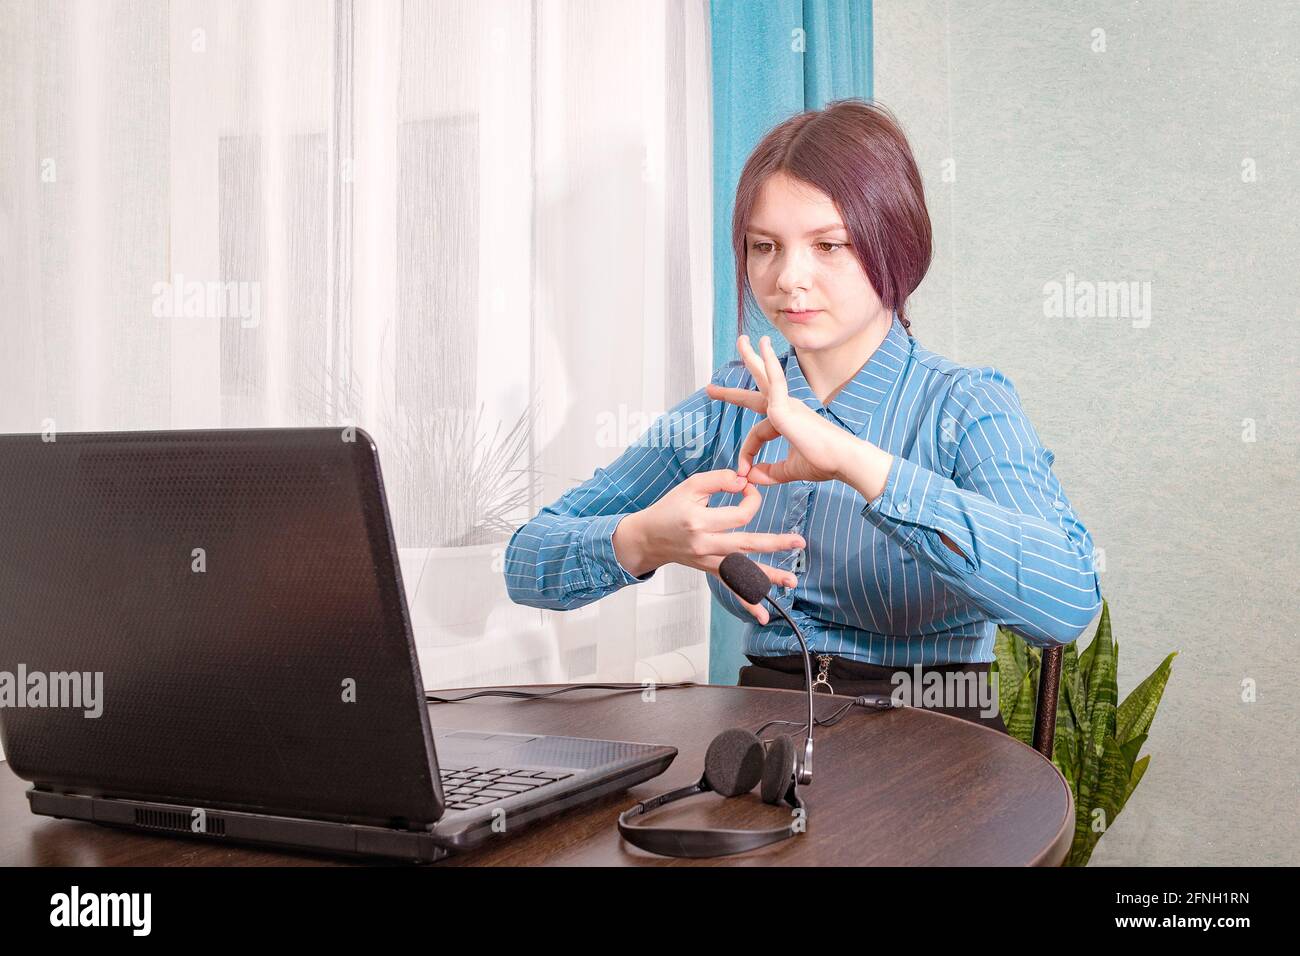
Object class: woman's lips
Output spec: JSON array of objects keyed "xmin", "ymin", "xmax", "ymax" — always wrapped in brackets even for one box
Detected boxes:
[{"xmin": 782, "ymin": 309, "xmax": 821, "ymax": 324}]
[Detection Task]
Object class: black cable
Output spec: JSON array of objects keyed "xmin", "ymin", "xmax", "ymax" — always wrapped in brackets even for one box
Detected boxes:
[
  {"xmin": 425, "ymin": 681, "xmax": 699, "ymax": 704},
  {"xmin": 753, "ymin": 697, "xmax": 856, "ymax": 737},
  {"xmin": 427, "ymin": 680, "xmax": 896, "ymax": 742}
]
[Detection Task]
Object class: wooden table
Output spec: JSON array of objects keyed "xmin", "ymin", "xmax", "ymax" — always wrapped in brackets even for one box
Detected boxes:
[{"xmin": 0, "ymin": 683, "xmax": 1073, "ymax": 865}]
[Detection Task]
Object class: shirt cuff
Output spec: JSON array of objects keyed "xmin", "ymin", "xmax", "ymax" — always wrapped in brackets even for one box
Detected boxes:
[
  {"xmin": 859, "ymin": 455, "xmax": 977, "ymax": 574},
  {"xmin": 579, "ymin": 513, "xmax": 656, "ymax": 590},
  {"xmin": 858, "ymin": 454, "xmax": 932, "ymax": 548}
]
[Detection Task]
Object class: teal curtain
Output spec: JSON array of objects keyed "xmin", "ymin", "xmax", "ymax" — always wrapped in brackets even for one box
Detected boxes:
[{"xmin": 708, "ymin": 0, "xmax": 873, "ymax": 684}]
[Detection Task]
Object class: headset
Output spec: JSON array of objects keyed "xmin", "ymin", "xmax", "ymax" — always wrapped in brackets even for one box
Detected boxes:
[
  {"xmin": 427, "ymin": 552, "xmax": 899, "ymax": 859},
  {"xmin": 615, "ymin": 553, "xmax": 818, "ymax": 858}
]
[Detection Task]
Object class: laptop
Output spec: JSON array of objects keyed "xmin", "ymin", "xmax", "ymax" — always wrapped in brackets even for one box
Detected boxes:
[{"xmin": 0, "ymin": 426, "xmax": 676, "ymax": 863}]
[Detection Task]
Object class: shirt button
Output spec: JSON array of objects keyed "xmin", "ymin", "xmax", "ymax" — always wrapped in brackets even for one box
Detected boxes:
[
  {"xmin": 898, "ymin": 501, "xmax": 910, "ymax": 514},
  {"xmin": 1052, "ymin": 499, "xmax": 1065, "ymax": 510}
]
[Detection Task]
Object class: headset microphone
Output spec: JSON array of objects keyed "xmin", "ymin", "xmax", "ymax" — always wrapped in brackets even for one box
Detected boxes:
[
  {"xmin": 717, "ymin": 553, "xmax": 815, "ymax": 784},
  {"xmin": 616, "ymin": 553, "xmax": 819, "ymax": 858}
]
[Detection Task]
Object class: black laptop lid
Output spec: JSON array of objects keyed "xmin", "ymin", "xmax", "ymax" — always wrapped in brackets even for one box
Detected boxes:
[{"xmin": 0, "ymin": 427, "xmax": 443, "ymax": 828}]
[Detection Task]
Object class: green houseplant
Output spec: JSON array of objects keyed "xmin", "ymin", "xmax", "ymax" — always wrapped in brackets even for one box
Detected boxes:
[{"xmin": 992, "ymin": 600, "xmax": 1176, "ymax": 866}]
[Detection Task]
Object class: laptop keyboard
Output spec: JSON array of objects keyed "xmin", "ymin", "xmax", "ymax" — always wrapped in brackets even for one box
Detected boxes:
[{"xmin": 438, "ymin": 766, "xmax": 574, "ymax": 812}]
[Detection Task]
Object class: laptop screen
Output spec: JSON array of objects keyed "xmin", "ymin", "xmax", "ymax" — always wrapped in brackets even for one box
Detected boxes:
[{"xmin": 0, "ymin": 427, "xmax": 442, "ymax": 828}]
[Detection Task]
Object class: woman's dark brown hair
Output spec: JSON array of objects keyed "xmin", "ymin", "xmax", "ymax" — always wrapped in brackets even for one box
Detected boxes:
[{"xmin": 731, "ymin": 98, "xmax": 932, "ymax": 338}]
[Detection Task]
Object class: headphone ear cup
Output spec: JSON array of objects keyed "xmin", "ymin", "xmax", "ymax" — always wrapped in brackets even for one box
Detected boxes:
[
  {"xmin": 703, "ymin": 728, "xmax": 766, "ymax": 797},
  {"xmin": 760, "ymin": 735, "xmax": 796, "ymax": 805}
]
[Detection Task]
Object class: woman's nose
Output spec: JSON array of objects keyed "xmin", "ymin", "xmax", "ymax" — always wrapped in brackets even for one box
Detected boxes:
[{"xmin": 776, "ymin": 248, "xmax": 814, "ymax": 295}]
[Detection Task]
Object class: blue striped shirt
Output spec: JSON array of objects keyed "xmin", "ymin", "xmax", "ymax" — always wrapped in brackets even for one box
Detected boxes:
[{"xmin": 504, "ymin": 312, "xmax": 1103, "ymax": 666}]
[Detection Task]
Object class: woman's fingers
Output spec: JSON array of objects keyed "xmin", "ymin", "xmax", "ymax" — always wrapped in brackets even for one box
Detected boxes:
[
  {"xmin": 704, "ymin": 551, "xmax": 800, "ymax": 627},
  {"xmin": 704, "ymin": 383, "xmax": 766, "ymax": 413},
  {"xmin": 758, "ymin": 336, "xmax": 789, "ymax": 400},
  {"xmin": 705, "ymin": 556, "xmax": 770, "ymax": 624},
  {"xmin": 700, "ymin": 479, "xmax": 762, "ymax": 527},
  {"xmin": 685, "ymin": 468, "xmax": 748, "ymax": 506},
  {"xmin": 703, "ymin": 531, "xmax": 805, "ymax": 554},
  {"xmin": 737, "ymin": 417, "xmax": 779, "ymax": 478},
  {"xmin": 736, "ymin": 563, "xmax": 800, "ymax": 625},
  {"xmin": 760, "ymin": 562, "xmax": 799, "ymax": 590},
  {"xmin": 729, "ymin": 595, "xmax": 766, "ymax": 625},
  {"xmin": 737, "ymin": 415, "xmax": 798, "ymax": 486},
  {"xmin": 742, "ymin": 459, "xmax": 794, "ymax": 486},
  {"xmin": 710, "ymin": 336, "xmax": 790, "ymax": 428},
  {"xmin": 737, "ymin": 335, "xmax": 769, "ymax": 392}
]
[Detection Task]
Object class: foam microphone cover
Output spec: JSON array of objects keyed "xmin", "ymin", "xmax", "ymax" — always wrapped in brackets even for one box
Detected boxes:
[
  {"xmin": 719, "ymin": 552, "xmax": 772, "ymax": 606},
  {"xmin": 703, "ymin": 728, "xmax": 766, "ymax": 797}
]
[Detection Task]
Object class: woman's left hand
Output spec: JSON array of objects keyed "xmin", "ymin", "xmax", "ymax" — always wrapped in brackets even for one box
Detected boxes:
[{"xmin": 704, "ymin": 335, "xmax": 862, "ymax": 486}]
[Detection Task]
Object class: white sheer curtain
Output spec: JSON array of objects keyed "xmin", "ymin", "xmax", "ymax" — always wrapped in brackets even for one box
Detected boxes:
[{"xmin": 0, "ymin": 0, "xmax": 715, "ymax": 701}]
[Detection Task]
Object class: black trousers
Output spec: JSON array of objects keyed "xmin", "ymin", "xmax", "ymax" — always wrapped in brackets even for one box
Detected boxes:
[{"xmin": 738, "ymin": 653, "xmax": 1008, "ymax": 736}]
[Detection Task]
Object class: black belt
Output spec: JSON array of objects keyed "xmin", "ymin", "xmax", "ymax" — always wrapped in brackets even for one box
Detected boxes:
[{"xmin": 746, "ymin": 652, "xmax": 992, "ymax": 682}]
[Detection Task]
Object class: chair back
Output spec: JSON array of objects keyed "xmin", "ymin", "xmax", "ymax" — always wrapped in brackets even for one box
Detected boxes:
[{"xmin": 1032, "ymin": 645, "xmax": 1065, "ymax": 759}]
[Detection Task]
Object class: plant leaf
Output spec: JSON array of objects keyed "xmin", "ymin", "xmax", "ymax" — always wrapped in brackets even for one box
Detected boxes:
[
  {"xmin": 994, "ymin": 599, "xmax": 1171, "ymax": 868},
  {"xmin": 1125, "ymin": 754, "xmax": 1150, "ymax": 805},
  {"xmin": 1117, "ymin": 651, "xmax": 1178, "ymax": 744},
  {"xmin": 993, "ymin": 628, "xmax": 1028, "ymax": 723},
  {"xmin": 1003, "ymin": 670, "xmax": 1039, "ymax": 742},
  {"xmin": 1061, "ymin": 639, "xmax": 1087, "ymax": 733},
  {"xmin": 1076, "ymin": 614, "xmax": 1117, "ymax": 836},
  {"xmin": 1071, "ymin": 735, "xmax": 1130, "ymax": 867},
  {"xmin": 1051, "ymin": 688, "xmax": 1080, "ymax": 797},
  {"xmin": 1119, "ymin": 732, "xmax": 1147, "ymax": 771},
  {"xmin": 1077, "ymin": 598, "xmax": 1107, "ymax": 689}
]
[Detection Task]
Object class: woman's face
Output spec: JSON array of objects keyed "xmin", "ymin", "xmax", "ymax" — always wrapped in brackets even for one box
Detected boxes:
[{"xmin": 744, "ymin": 171, "xmax": 888, "ymax": 352}]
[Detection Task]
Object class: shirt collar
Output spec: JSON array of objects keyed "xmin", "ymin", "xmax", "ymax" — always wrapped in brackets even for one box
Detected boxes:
[{"xmin": 782, "ymin": 311, "xmax": 913, "ymax": 437}]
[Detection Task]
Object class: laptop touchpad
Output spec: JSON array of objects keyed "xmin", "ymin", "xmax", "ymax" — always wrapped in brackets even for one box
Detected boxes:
[{"xmin": 434, "ymin": 730, "xmax": 543, "ymax": 766}]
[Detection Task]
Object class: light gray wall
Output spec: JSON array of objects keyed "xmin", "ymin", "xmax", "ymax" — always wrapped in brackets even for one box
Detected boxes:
[{"xmin": 875, "ymin": 0, "xmax": 1297, "ymax": 866}]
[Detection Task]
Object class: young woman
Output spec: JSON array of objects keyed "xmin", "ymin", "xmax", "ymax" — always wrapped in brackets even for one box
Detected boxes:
[{"xmin": 505, "ymin": 99, "xmax": 1102, "ymax": 733}]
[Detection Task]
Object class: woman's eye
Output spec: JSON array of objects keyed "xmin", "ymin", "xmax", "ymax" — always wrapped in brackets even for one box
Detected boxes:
[{"xmin": 749, "ymin": 240, "xmax": 846, "ymax": 254}]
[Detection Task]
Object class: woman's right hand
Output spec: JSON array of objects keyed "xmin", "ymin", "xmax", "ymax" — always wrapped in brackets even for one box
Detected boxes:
[{"xmin": 612, "ymin": 468, "xmax": 805, "ymax": 625}]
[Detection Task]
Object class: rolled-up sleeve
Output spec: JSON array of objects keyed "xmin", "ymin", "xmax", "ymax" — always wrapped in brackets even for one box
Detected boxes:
[
  {"xmin": 504, "ymin": 375, "xmax": 723, "ymax": 611},
  {"xmin": 859, "ymin": 368, "xmax": 1103, "ymax": 646}
]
